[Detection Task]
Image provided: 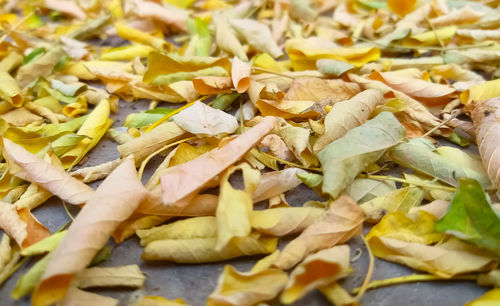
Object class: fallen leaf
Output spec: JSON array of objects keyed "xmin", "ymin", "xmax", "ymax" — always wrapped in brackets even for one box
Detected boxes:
[
  {"xmin": 0, "ymin": 202, "xmax": 50, "ymax": 248},
  {"xmin": 173, "ymin": 101, "xmax": 238, "ymax": 138},
  {"xmin": 70, "ymin": 159, "xmax": 123, "ymax": 183},
  {"xmin": 230, "ymin": 19, "xmax": 283, "ymax": 58},
  {"xmin": 57, "ymin": 287, "xmax": 118, "ymax": 306},
  {"xmin": 0, "ymin": 71, "xmax": 23, "ymax": 107},
  {"xmin": 231, "ymin": 57, "xmax": 251, "ymax": 93},
  {"xmin": 2, "ymin": 138, "xmax": 95, "ymax": 205},
  {"xmin": 273, "ymin": 196, "xmax": 365, "ymax": 270},
  {"xmin": 313, "ymin": 89, "xmax": 384, "ymax": 152},
  {"xmin": 160, "ymin": 116, "xmax": 276, "ymax": 208},
  {"xmin": 281, "ymin": 245, "xmax": 350, "ymax": 304},
  {"xmin": 32, "ymin": 157, "xmax": 147, "ymax": 306},
  {"xmin": 207, "ymin": 265, "xmax": 287, "ymax": 306},
  {"xmin": 252, "ymin": 168, "xmax": 306, "ymax": 202},
  {"xmin": 465, "ymin": 288, "xmax": 500, "ymax": 306},
  {"xmin": 319, "ymin": 112, "xmax": 405, "ymax": 198},
  {"xmin": 470, "ymin": 97, "xmax": 500, "ymax": 188},
  {"xmin": 72, "ymin": 265, "xmax": 145, "ymax": 289},
  {"xmin": 360, "ymin": 187, "xmax": 425, "ymax": 222},
  {"xmin": 436, "ymin": 178, "xmax": 500, "ymax": 256},
  {"xmin": 250, "ymin": 207, "xmax": 324, "ymax": 237},
  {"xmin": 142, "ymin": 233, "xmax": 277, "ymax": 263},
  {"xmin": 285, "ymin": 78, "xmax": 361, "ymax": 103},
  {"xmin": 388, "ymin": 0, "xmax": 416, "ymax": 16}
]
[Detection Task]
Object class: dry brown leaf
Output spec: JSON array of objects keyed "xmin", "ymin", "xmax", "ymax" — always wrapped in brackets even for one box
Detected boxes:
[
  {"xmin": 471, "ymin": 97, "xmax": 500, "ymax": 188},
  {"xmin": 281, "ymin": 245, "xmax": 350, "ymax": 304},
  {"xmin": 207, "ymin": 265, "xmax": 287, "ymax": 306},
  {"xmin": 285, "ymin": 78, "xmax": 361, "ymax": 103},
  {"xmin": 0, "ymin": 202, "xmax": 50, "ymax": 248},
  {"xmin": 313, "ymin": 89, "xmax": 384, "ymax": 152},
  {"xmin": 369, "ymin": 70, "xmax": 456, "ymax": 106},
  {"xmin": 2, "ymin": 139, "xmax": 95, "ymax": 205},
  {"xmin": 32, "ymin": 157, "xmax": 147, "ymax": 306},
  {"xmin": 273, "ymin": 196, "xmax": 365, "ymax": 270},
  {"xmin": 231, "ymin": 57, "xmax": 251, "ymax": 93},
  {"xmin": 160, "ymin": 116, "xmax": 277, "ymax": 208}
]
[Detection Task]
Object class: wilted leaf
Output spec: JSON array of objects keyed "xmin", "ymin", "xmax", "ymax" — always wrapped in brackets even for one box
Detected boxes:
[
  {"xmin": 0, "ymin": 71, "xmax": 23, "ymax": 107},
  {"xmin": 360, "ymin": 187, "xmax": 425, "ymax": 222},
  {"xmin": 207, "ymin": 265, "xmax": 287, "ymax": 306},
  {"xmin": 319, "ymin": 112, "xmax": 405, "ymax": 198},
  {"xmin": 231, "ymin": 57, "xmax": 251, "ymax": 93},
  {"xmin": 70, "ymin": 159, "xmax": 123, "ymax": 183},
  {"xmin": 252, "ymin": 168, "xmax": 306, "ymax": 202},
  {"xmin": 230, "ymin": 19, "xmax": 283, "ymax": 58},
  {"xmin": 285, "ymin": 78, "xmax": 361, "ymax": 103},
  {"xmin": 273, "ymin": 196, "xmax": 364, "ymax": 270}
]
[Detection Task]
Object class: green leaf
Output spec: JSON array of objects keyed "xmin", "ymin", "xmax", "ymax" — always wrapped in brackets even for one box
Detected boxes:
[
  {"xmin": 436, "ymin": 178, "xmax": 500, "ymax": 256},
  {"xmin": 211, "ymin": 93, "xmax": 239, "ymax": 110},
  {"xmin": 316, "ymin": 59, "xmax": 354, "ymax": 77},
  {"xmin": 318, "ymin": 112, "xmax": 405, "ymax": 198},
  {"xmin": 90, "ymin": 245, "xmax": 113, "ymax": 266},
  {"xmin": 123, "ymin": 108, "xmax": 175, "ymax": 128},
  {"xmin": 186, "ymin": 18, "xmax": 212, "ymax": 57},
  {"xmin": 12, "ymin": 253, "xmax": 51, "ymax": 299},
  {"xmin": 20, "ymin": 231, "xmax": 67, "ymax": 257},
  {"xmin": 23, "ymin": 48, "xmax": 46, "ymax": 64},
  {"xmin": 390, "ymin": 138, "xmax": 491, "ymax": 188}
]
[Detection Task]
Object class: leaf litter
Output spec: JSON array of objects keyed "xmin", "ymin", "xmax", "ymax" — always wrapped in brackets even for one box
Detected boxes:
[{"xmin": 0, "ymin": 0, "xmax": 499, "ymax": 305}]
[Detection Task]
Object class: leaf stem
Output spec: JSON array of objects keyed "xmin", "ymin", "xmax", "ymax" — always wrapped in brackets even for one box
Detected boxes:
[
  {"xmin": 355, "ymin": 235, "xmax": 375, "ymax": 302},
  {"xmin": 360, "ymin": 174, "xmax": 456, "ymax": 192},
  {"xmin": 258, "ymin": 151, "xmax": 322, "ymax": 172},
  {"xmin": 351, "ymin": 273, "xmax": 477, "ymax": 294}
]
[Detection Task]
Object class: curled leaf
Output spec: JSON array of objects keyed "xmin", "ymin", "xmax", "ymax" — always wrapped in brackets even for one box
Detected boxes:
[
  {"xmin": 273, "ymin": 196, "xmax": 365, "ymax": 270},
  {"xmin": 0, "ymin": 202, "xmax": 50, "ymax": 248}
]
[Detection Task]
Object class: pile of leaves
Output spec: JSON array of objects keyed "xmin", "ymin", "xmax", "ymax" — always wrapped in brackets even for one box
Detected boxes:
[{"xmin": 0, "ymin": 0, "xmax": 500, "ymax": 305}]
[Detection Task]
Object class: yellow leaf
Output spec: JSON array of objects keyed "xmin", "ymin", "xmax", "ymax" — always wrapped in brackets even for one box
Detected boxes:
[
  {"xmin": 134, "ymin": 296, "xmax": 188, "ymax": 306},
  {"xmin": 159, "ymin": 116, "xmax": 276, "ymax": 208},
  {"xmin": 216, "ymin": 163, "xmax": 260, "ymax": 250},
  {"xmin": 207, "ymin": 265, "xmax": 287, "ymax": 306},
  {"xmin": 32, "ymin": 158, "xmax": 147, "ymax": 306},
  {"xmin": 286, "ymin": 38, "xmax": 380, "ymax": 70},
  {"xmin": 14, "ymin": 183, "xmax": 52, "ymax": 210},
  {"xmin": 250, "ymin": 207, "xmax": 323, "ymax": 236},
  {"xmin": 16, "ymin": 47, "xmax": 64, "ymax": 88},
  {"xmin": 273, "ymin": 196, "xmax": 365, "ymax": 270},
  {"xmin": 252, "ymin": 53, "xmax": 290, "ymax": 73},
  {"xmin": 0, "ymin": 108, "xmax": 43, "ymax": 127},
  {"xmin": 366, "ymin": 211, "xmax": 443, "ymax": 245},
  {"xmin": 214, "ymin": 18, "xmax": 247, "ymax": 61},
  {"xmin": 402, "ymin": 26, "xmax": 457, "ymax": 47},
  {"xmin": 141, "ymin": 233, "xmax": 277, "ymax": 263},
  {"xmin": 313, "ymin": 89, "xmax": 384, "ymax": 152},
  {"xmin": 72, "ymin": 265, "xmax": 145, "ymax": 289},
  {"xmin": 461, "ymin": 79, "xmax": 500, "ymax": 105},
  {"xmin": 360, "ymin": 187, "xmax": 425, "ymax": 223},
  {"xmin": 256, "ymin": 99, "xmax": 319, "ymax": 120},
  {"xmin": 112, "ymin": 212, "xmax": 169, "ymax": 244},
  {"xmin": 230, "ymin": 19, "xmax": 283, "ymax": 58},
  {"xmin": 320, "ymin": 282, "xmax": 359, "ymax": 306},
  {"xmin": 57, "ymin": 288, "xmax": 117, "ymax": 306},
  {"xmin": 388, "ymin": 0, "xmax": 416, "ymax": 16},
  {"xmin": 368, "ymin": 237, "xmax": 497, "ymax": 278},
  {"xmin": 137, "ymin": 216, "xmax": 217, "ymax": 246},
  {"xmin": 100, "ymin": 44, "xmax": 155, "ymax": 61},
  {"xmin": 0, "ymin": 235, "xmax": 12, "ymax": 272},
  {"xmin": 0, "ymin": 71, "xmax": 22, "ymax": 107},
  {"xmin": 2, "ymin": 139, "xmax": 94, "ymax": 205},
  {"xmin": 0, "ymin": 203, "xmax": 50, "ymax": 248},
  {"xmin": 143, "ymin": 52, "xmax": 231, "ymax": 84},
  {"xmin": 60, "ymin": 99, "xmax": 113, "ymax": 169},
  {"xmin": 20, "ymin": 231, "xmax": 66, "ymax": 257},
  {"xmin": 192, "ymin": 76, "xmax": 233, "ymax": 95},
  {"xmin": 466, "ymin": 289, "xmax": 500, "ymax": 306},
  {"xmin": 168, "ymin": 141, "xmax": 218, "ymax": 167},
  {"xmin": 281, "ymin": 245, "xmax": 351, "ymax": 304},
  {"xmin": 115, "ymin": 23, "xmax": 170, "ymax": 51}
]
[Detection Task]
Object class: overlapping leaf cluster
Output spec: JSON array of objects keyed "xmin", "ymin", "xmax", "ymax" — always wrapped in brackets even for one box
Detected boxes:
[{"xmin": 0, "ymin": 0, "xmax": 500, "ymax": 305}]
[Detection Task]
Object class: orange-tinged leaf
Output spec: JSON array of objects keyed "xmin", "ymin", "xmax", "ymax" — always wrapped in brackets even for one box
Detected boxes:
[
  {"xmin": 273, "ymin": 196, "xmax": 365, "ymax": 270},
  {"xmin": 231, "ymin": 57, "xmax": 251, "ymax": 93},
  {"xmin": 388, "ymin": 0, "xmax": 416, "ymax": 17},
  {"xmin": 160, "ymin": 116, "xmax": 277, "ymax": 208},
  {"xmin": 32, "ymin": 157, "xmax": 147, "ymax": 306},
  {"xmin": 0, "ymin": 202, "xmax": 50, "ymax": 248}
]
